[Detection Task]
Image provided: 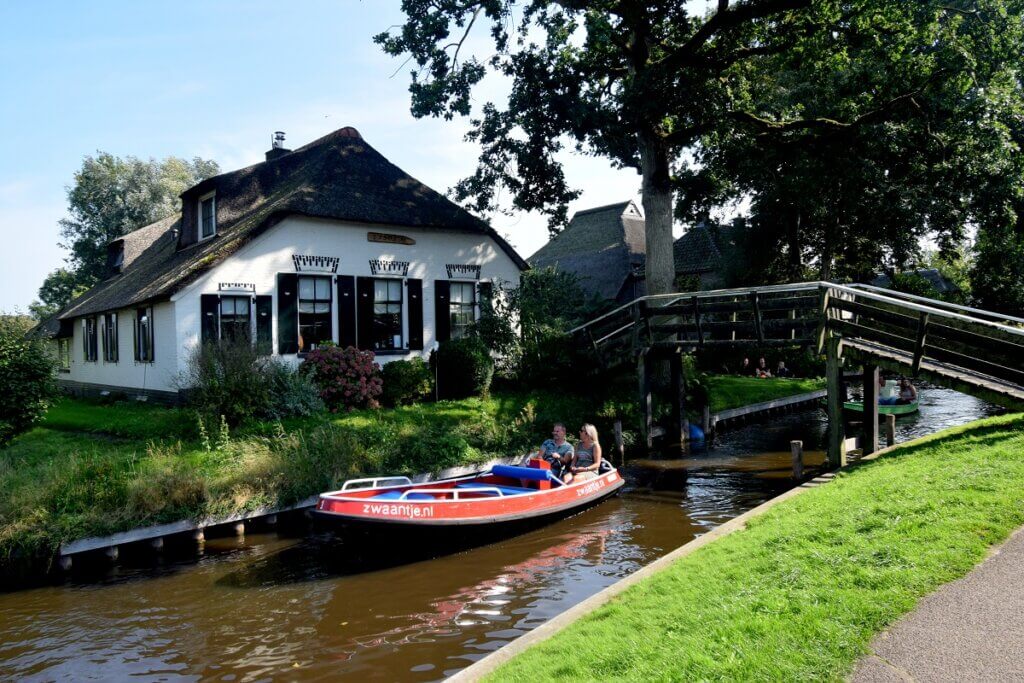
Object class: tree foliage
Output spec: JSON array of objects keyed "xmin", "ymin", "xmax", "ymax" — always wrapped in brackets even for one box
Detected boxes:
[
  {"xmin": 35, "ymin": 153, "xmax": 219, "ymax": 315},
  {"xmin": 0, "ymin": 325, "xmax": 58, "ymax": 447}
]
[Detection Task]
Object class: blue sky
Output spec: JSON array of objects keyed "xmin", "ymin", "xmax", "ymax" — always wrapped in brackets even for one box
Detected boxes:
[{"xmin": 0, "ymin": 1, "xmax": 642, "ymax": 313}]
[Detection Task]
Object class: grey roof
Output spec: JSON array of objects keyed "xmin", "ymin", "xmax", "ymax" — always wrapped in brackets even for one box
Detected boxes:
[
  {"xmin": 871, "ymin": 268, "xmax": 959, "ymax": 294},
  {"xmin": 528, "ymin": 200, "xmax": 646, "ymax": 301},
  {"xmin": 673, "ymin": 222, "xmax": 738, "ymax": 275},
  {"xmin": 58, "ymin": 127, "xmax": 527, "ymax": 320}
]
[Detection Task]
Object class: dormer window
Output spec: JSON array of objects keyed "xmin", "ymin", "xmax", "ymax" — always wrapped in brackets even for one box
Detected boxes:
[{"xmin": 199, "ymin": 192, "xmax": 216, "ymax": 240}]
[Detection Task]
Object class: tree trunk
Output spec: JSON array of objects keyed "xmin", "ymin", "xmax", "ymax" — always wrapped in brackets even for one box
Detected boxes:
[{"xmin": 639, "ymin": 128, "xmax": 675, "ymax": 296}]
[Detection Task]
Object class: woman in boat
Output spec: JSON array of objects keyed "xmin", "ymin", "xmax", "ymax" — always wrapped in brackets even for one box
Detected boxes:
[
  {"xmin": 567, "ymin": 424, "xmax": 603, "ymax": 484},
  {"xmin": 896, "ymin": 378, "xmax": 918, "ymax": 405}
]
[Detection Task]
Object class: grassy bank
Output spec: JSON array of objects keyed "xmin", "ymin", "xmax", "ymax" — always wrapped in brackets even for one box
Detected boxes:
[
  {"xmin": 707, "ymin": 375, "xmax": 824, "ymax": 413},
  {"xmin": 487, "ymin": 412, "xmax": 1024, "ymax": 681},
  {"xmin": 0, "ymin": 390, "xmax": 626, "ymax": 568}
]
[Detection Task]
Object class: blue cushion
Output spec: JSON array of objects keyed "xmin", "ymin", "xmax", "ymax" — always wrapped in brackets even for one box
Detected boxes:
[
  {"xmin": 369, "ymin": 490, "xmax": 435, "ymax": 500},
  {"xmin": 455, "ymin": 482, "xmax": 534, "ymax": 495},
  {"xmin": 491, "ymin": 464, "xmax": 556, "ymax": 482}
]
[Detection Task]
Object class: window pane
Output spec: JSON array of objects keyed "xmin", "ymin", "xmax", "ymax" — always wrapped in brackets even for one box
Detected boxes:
[
  {"xmin": 314, "ymin": 302, "xmax": 330, "ymax": 314},
  {"xmin": 298, "ymin": 301, "xmax": 314, "ymax": 314},
  {"xmin": 374, "ymin": 280, "xmax": 387, "ymax": 300},
  {"xmin": 315, "ymin": 278, "xmax": 330, "ymax": 299},
  {"xmin": 389, "ymin": 280, "xmax": 401, "ymax": 300},
  {"xmin": 299, "ymin": 278, "xmax": 315, "ymax": 300}
]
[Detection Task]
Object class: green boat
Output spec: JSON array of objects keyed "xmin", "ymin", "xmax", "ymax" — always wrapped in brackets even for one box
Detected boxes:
[{"xmin": 843, "ymin": 400, "xmax": 919, "ymax": 416}]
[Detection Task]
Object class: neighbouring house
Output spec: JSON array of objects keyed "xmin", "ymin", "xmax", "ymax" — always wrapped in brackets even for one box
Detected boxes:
[
  {"xmin": 870, "ymin": 268, "xmax": 959, "ymax": 297},
  {"xmin": 528, "ymin": 202, "xmax": 744, "ymax": 305},
  {"xmin": 32, "ymin": 127, "xmax": 527, "ymax": 402},
  {"xmin": 672, "ymin": 221, "xmax": 739, "ymax": 291},
  {"xmin": 528, "ymin": 200, "xmax": 647, "ymax": 304}
]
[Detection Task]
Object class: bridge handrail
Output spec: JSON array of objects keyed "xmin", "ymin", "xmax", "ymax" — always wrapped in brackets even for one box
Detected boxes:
[
  {"xmin": 844, "ymin": 283, "xmax": 1024, "ymax": 327},
  {"xmin": 827, "ymin": 283, "xmax": 1024, "ymax": 339},
  {"xmin": 567, "ymin": 281, "xmax": 822, "ymax": 336}
]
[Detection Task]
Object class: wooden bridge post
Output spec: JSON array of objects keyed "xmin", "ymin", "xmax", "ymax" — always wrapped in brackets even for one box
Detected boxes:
[
  {"xmin": 637, "ymin": 350, "xmax": 653, "ymax": 451},
  {"xmin": 670, "ymin": 351, "xmax": 690, "ymax": 454},
  {"xmin": 613, "ymin": 420, "xmax": 625, "ymax": 466},
  {"xmin": 862, "ymin": 364, "xmax": 880, "ymax": 456},
  {"xmin": 826, "ymin": 335, "xmax": 847, "ymax": 469}
]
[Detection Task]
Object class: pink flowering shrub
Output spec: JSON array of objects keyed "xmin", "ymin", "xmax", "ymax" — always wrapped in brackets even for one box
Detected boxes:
[{"xmin": 300, "ymin": 344, "xmax": 383, "ymax": 411}]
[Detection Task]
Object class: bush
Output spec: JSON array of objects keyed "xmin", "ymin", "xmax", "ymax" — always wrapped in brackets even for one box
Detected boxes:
[
  {"xmin": 432, "ymin": 337, "xmax": 494, "ymax": 400},
  {"xmin": 178, "ymin": 341, "xmax": 271, "ymax": 426},
  {"xmin": 0, "ymin": 329, "xmax": 58, "ymax": 447},
  {"xmin": 301, "ymin": 344, "xmax": 383, "ymax": 411},
  {"xmin": 263, "ymin": 359, "xmax": 325, "ymax": 419},
  {"xmin": 381, "ymin": 358, "xmax": 433, "ymax": 406}
]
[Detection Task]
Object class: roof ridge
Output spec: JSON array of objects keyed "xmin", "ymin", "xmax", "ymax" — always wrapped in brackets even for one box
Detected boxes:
[{"xmin": 571, "ymin": 200, "xmax": 633, "ymax": 219}]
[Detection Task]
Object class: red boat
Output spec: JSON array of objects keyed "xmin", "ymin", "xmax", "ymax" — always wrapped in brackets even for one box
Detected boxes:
[{"xmin": 313, "ymin": 459, "xmax": 624, "ymax": 542}]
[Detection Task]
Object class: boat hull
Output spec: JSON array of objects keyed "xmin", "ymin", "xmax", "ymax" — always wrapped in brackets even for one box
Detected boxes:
[
  {"xmin": 313, "ymin": 469, "xmax": 625, "ymax": 547},
  {"xmin": 843, "ymin": 400, "xmax": 919, "ymax": 416}
]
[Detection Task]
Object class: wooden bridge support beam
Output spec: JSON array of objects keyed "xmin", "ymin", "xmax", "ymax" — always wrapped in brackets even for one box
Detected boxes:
[
  {"xmin": 670, "ymin": 351, "xmax": 690, "ymax": 454},
  {"xmin": 826, "ymin": 335, "xmax": 847, "ymax": 469},
  {"xmin": 637, "ymin": 350, "xmax": 653, "ymax": 451},
  {"xmin": 862, "ymin": 364, "xmax": 880, "ymax": 456}
]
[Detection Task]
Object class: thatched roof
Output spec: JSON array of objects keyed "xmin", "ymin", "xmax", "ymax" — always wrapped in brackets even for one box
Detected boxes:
[
  {"xmin": 528, "ymin": 200, "xmax": 646, "ymax": 302},
  {"xmin": 58, "ymin": 127, "xmax": 526, "ymax": 321},
  {"xmin": 673, "ymin": 222, "xmax": 738, "ymax": 276}
]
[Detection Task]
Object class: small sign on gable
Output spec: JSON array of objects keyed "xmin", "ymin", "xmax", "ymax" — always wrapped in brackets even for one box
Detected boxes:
[{"xmin": 368, "ymin": 231, "xmax": 415, "ymax": 246}]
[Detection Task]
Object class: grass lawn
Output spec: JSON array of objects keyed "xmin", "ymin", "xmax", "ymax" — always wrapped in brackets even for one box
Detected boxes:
[
  {"xmin": 706, "ymin": 375, "xmax": 825, "ymax": 414},
  {"xmin": 487, "ymin": 412, "xmax": 1024, "ymax": 681}
]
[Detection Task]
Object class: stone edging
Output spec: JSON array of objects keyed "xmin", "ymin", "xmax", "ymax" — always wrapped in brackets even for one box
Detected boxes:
[{"xmin": 449, "ymin": 433, "xmax": 920, "ymax": 681}]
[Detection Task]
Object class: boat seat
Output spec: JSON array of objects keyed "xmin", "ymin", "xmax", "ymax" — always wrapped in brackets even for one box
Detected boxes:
[
  {"xmin": 369, "ymin": 491, "xmax": 436, "ymax": 501},
  {"xmin": 455, "ymin": 482, "xmax": 534, "ymax": 496}
]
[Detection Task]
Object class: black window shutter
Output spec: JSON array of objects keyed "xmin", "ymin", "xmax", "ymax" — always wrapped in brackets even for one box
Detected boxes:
[
  {"xmin": 434, "ymin": 280, "xmax": 451, "ymax": 343},
  {"xmin": 149, "ymin": 307, "xmax": 155, "ymax": 362},
  {"xmin": 132, "ymin": 313, "xmax": 139, "ymax": 361},
  {"xmin": 477, "ymin": 281, "xmax": 494, "ymax": 318},
  {"xmin": 256, "ymin": 295, "xmax": 272, "ymax": 355},
  {"xmin": 356, "ymin": 276, "xmax": 374, "ymax": 350},
  {"xmin": 407, "ymin": 279, "xmax": 423, "ymax": 350},
  {"xmin": 277, "ymin": 273, "xmax": 298, "ymax": 354},
  {"xmin": 200, "ymin": 294, "xmax": 219, "ymax": 345},
  {"xmin": 337, "ymin": 276, "xmax": 357, "ymax": 348}
]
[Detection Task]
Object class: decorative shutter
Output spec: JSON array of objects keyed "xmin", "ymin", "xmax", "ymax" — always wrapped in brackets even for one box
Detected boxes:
[
  {"xmin": 132, "ymin": 312, "xmax": 139, "ymax": 361},
  {"xmin": 255, "ymin": 295, "xmax": 272, "ymax": 355},
  {"xmin": 148, "ymin": 307, "xmax": 155, "ymax": 362},
  {"xmin": 434, "ymin": 280, "xmax": 451, "ymax": 343},
  {"xmin": 200, "ymin": 295, "xmax": 219, "ymax": 345},
  {"xmin": 82, "ymin": 319, "xmax": 87, "ymax": 359},
  {"xmin": 277, "ymin": 273, "xmax": 298, "ymax": 354},
  {"xmin": 407, "ymin": 279, "xmax": 423, "ymax": 350},
  {"xmin": 110, "ymin": 312, "xmax": 118, "ymax": 362},
  {"xmin": 356, "ymin": 276, "xmax": 374, "ymax": 350},
  {"xmin": 337, "ymin": 276, "xmax": 357, "ymax": 348}
]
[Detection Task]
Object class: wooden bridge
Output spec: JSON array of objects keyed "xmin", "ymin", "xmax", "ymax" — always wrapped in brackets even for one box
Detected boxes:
[{"xmin": 570, "ymin": 282, "xmax": 1024, "ymax": 467}]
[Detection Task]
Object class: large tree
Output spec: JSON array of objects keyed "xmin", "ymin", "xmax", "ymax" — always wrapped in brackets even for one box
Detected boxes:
[
  {"xmin": 682, "ymin": 0, "xmax": 1024, "ymax": 285},
  {"xmin": 33, "ymin": 153, "xmax": 219, "ymax": 317},
  {"xmin": 377, "ymin": 0, "xmax": 822, "ymax": 295}
]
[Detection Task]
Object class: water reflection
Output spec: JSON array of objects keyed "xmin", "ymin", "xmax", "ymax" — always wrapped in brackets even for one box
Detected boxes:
[{"xmin": 0, "ymin": 386, "xmax": 999, "ymax": 682}]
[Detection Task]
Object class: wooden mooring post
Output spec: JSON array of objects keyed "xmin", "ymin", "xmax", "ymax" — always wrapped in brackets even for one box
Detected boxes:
[
  {"xmin": 886, "ymin": 413, "xmax": 896, "ymax": 447},
  {"xmin": 637, "ymin": 350, "xmax": 653, "ymax": 451},
  {"xmin": 791, "ymin": 440, "xmax": 804, "ymax": 480},
  {"xmin": 613, "ymin": 419, "xmax": 625, "ymax": 466},
  {"xmin": 670, "ymin": 351, "xmax": 690, "ymax": 454}
]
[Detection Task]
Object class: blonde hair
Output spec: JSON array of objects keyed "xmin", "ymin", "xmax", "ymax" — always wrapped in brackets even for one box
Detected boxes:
[{"xmin": 581, "ymin": 423, "xmax": 599, "ymax": 444}]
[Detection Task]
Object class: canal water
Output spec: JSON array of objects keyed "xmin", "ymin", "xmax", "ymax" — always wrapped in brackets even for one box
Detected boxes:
[{"xmin": 0, "ymin": 386, "xmax": 1000, "ymax": 682}]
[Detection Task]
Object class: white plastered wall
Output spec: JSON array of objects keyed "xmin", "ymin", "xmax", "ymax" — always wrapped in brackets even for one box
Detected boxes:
[
  {"xmin": 172, "ymin": 216, "xmax": 524, "ymax": 376},
  {"xmin": 61, "ymin": 301, "xmax": 178, "ymax": 393}
]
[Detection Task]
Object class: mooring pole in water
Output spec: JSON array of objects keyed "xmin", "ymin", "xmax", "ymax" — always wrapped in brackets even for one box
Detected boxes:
[
  {"xmin": 637, "ymin": 350, "xmax": 653, "ymax": 451},
  {"xmin": 104, "ymin": 546, "xmax": 119, "ymax": 562},
  {"xmin": 670, "ymin": 351, "xmax": 689, "ymax": 454},
  {"xmin": 702, "ymin": 405, "xmax": 711, "ymax": 439},
  {"xmin": 233, "ymin": 522, "xmax": 245, "ymax": 538},
  {"xmin": 192, "ymin": 528, "xmax": 205, "ymax": 544},
  {"xmin": 613, "ymin": 419, "xmax": 625, "ymax": 466},
  {"xmin": 791, "ymin": 440, "xmax": 804, "ymax": 480},
  {"xmin": 825, "ymin": 334, "xmax": 847, "ymax": 469},
  {"xmin": 886, "ymin": 413, "xmax": 896, "ymax": 447},
  {"xmin": 59, "ymin": 555, "xmax": 72, "ymax": 571}
]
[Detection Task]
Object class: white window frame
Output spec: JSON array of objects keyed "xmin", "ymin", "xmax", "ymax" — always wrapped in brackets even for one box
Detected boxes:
[{"xmin": 198, "ymin": 191, "xmax": 216, "ymax": 241}]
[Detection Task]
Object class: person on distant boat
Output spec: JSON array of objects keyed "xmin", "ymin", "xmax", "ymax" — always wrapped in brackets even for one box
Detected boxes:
[
  {"xmin": 775, "ymin": 360, "xmax": 793, "ymax": 378},
  {"xmin": 756, "ymin": 357, "xmax": 773, "ymax": 378},
  {"xmin": 532, "ymin": 422, "xmax": 574, "ymax": 479},
  {"xmin": 879, "ymin": 375, "xmax": 897, "ymax": 405},
  {"xmin": 566, "ymin": 424, "xmax": 603, "ymax": 484},
  {"xmin": 739, "ymin": 357, "xmax": 752, "ymax": 375},
  {"xmin": 896, "ymin": 379, "xmax": 918, "ymax": 405}
]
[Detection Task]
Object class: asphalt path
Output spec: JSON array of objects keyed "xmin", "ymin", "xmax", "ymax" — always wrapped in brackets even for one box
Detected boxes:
[{"xmin": 851, "ymin": 525, "xmax": 1024, "ymax": 682}]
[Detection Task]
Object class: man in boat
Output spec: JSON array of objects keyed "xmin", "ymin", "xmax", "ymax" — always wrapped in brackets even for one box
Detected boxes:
[
  {"xmin": 756, "ymin": 357, "xmax": 773, "ymax": 378},
  {"xmin": 775, "ymin": 360, "xmax": 793, "ymax": 378},
  {"xmin": 739, "ymin": 357, "xmax": 752, "ymax": 375},
  {"xmin": 532, "ymin": 423, "xmax": 574, "ymax": 480},
  {"xmin": 896, "ymin": 378, "xmax": 918, "ymax": 405}
]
